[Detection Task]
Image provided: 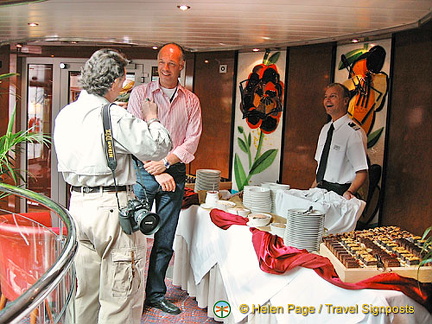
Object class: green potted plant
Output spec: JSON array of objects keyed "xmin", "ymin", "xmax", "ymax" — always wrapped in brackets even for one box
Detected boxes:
[{"xmin": 419, "ymin": 226, "xmax": 432, "ymax": 267}]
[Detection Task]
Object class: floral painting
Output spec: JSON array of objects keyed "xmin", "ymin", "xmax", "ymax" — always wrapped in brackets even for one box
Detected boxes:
[{"xmin": 233, "ymin": 50, "xmax": 286, "ymax": 191}]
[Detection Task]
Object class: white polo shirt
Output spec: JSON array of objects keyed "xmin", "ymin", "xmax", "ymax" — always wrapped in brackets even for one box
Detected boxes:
[{"xmin": 314, "ymin": 114, "xmax": 368, "ymax": 184}]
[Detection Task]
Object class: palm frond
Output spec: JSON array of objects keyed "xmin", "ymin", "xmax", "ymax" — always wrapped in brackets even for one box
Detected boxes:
[{"xmin": 0, "ymin": 77, "xmax": 50, "ymax": 185}]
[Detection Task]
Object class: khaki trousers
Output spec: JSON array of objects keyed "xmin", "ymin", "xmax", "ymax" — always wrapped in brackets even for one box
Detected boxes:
[{"xmin": 68, "ymin": 190, "xmax": 146, "ymax": 324}]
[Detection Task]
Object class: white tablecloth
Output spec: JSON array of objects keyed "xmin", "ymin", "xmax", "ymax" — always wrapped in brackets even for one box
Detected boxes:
[
  {"xmin": 173, "ymin": 205, "xmax": 431, "ymax": 323},
  {"xmin": 274, "ymin": 188, "xmax": 366, "ymax": 234}
]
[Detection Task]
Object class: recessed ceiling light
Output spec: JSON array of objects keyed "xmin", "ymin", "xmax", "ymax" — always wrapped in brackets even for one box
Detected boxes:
[
  {"xmin": 28, "ymin": 22, "xmax": 39, "ymax": 27},
  {"xmin": 152, "ymin": 46, "xmax": 158, "ymax": 50},
  {"xmin": 177, "ymin": 5, "xmax": 190, "ymax": 11},
  {"xmin": 252, "ymin": 48, "xmax": 260, "ymax": 52},
  {"xmin": 204, "ymin": 60, "xmax": 209, "ymax": 64},
  {"xmin": 351, "ymin": 38, "xmax": 360, "ymax": 43},
  {"xmin": 262, "ymin": 36, "xmax": 271, "ymax": 40}
]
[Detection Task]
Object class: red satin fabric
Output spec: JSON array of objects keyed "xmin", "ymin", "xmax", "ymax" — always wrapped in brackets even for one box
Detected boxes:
[
  {"xmin": 210, "ymin": 208, "xmax": 432, "ymax": 312},
  {"xmin": 209, "ymin": 208, "xmax": 249, "ymax": 229}
]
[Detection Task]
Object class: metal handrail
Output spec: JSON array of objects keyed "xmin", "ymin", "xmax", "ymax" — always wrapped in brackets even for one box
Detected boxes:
[{"xmin": 0, "ymin": 183, "xmax": 78, "ymax": 324}]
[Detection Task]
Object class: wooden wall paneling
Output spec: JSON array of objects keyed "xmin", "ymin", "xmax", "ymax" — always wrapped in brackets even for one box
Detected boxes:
[
  {"xmin": 189, "ymin": 51, "xmax": 236, "ymax": 179},
  {"xmin": 0, "ymin": 45, "xmax": 11, "ymax": 133},
  {"xmin": 381, "ymin": 21, "xmax": 432, "ymax": 235},
  {"xmin": 0, "ymin": 46, "xmax": 22, "ymax": 212},
  {"xmin": 183, "ymin": 53, "xmax": 196, "ymax": 175},
  {"xmin": 281, "ymin": 43, "xmax": 335, "ymax": 189},
  {"xmin": 0, "ymin": 45, "xmax": 11, "ymax": 213}
]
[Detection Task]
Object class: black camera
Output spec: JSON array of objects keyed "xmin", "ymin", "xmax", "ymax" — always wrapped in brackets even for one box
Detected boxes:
[{"xmin": 119, "ymin": 198, "xmax": 160, "ymax": 235}]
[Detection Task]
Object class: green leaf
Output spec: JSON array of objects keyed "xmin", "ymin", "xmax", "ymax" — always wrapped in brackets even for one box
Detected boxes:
[
  {"xmin": 247, "ymin": 132, "xmax": 251, "ymax": 147},
  {"xmin": 234, "ymin": 153, "xmax": 247, "ymax": 191},
  {"xmin": 417, "ymin": 226, "xmax": 432, "ymax": 276},
  {"xmin": 268, "ymin": 52, "xmax": 281, "ymax": 65},
  {"xmin": 338, "ymin": 48, "xmax": 368, "ymax": 70},
  {"xmin": 237, "ymin": 137, "xmax": 249, "ymax": 154},
  {"xmin": 0, "ymin": 73, "xmax": 18, "ymax": 80},
  {"xmin": 367, "ymin": 127, "xmax": 384, "ymax": 148},
  {"xmin": 238, "ymin": 126, "xmax": 244, "ymax": 134},
  {"xmin": 249, "ymin": 149, "xmax": 278, "ymax": 175},
  {"xmin": 0, "ymin": 105, "xmax": 51, "ymax": 184},
  {"xmin": 419, "ymin": 258, "xmax": 432, "ymax": 267},
  {"xmin": 421, "ymin": 226, "xmax": 432, "ymax": 240}
]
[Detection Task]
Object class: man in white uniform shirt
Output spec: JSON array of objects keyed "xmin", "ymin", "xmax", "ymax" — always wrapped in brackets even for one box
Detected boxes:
[
  {"xmin": 54, "ymin": 48, "xmax": 172, "ymax": 323},
  {"xmin": 311, "ymin": 83, "xmax": 368, "ymax": 199}
]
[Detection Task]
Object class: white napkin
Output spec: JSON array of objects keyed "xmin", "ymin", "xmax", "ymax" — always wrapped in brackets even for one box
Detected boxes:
[{"xmin": 275, "ymin": 188, "xmax": 365, "ymax": 234}]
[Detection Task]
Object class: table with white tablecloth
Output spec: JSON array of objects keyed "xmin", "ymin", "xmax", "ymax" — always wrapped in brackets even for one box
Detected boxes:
[{"xmin": 172, "ymin": 205, "xmax": 431, "ymax": 323}]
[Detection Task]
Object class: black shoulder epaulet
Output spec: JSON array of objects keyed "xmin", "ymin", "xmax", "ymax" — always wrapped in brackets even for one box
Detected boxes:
[{"xmin": 348, "ymin": 122, "xmax": 361, "ymax": 130}]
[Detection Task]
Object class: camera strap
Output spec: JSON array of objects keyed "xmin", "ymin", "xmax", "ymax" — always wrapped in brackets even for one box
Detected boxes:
[
  {"xmin": 101, "ymin": 103, "xmax": 160, "ymax": 236},
  {"xmin": 102, "ymin": 103, "xmax": 122, "ymax": 210}
]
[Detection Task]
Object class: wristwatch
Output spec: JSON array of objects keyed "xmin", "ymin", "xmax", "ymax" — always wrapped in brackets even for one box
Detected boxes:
[{"xmin": 163, "ymin": 157, "xmax": 170, "ymax": 169}]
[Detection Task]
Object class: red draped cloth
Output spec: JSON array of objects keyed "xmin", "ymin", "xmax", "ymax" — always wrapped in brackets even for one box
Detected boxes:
[
  {"xmin": 181, "ymin": 188, "xmax": 200, "ymax": 209},
  {"xmin": 210, "ymin": 209, "xmax": 432, "ymax": 312}
]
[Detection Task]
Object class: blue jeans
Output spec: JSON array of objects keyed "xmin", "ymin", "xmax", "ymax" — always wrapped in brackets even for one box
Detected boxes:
[{"xmin": 133, "ymin": 160, "xmax": 186, "ymax": 302}]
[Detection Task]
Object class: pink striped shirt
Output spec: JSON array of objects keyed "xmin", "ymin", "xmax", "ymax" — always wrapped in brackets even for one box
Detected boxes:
[{"xmin": 128, "ymin": 81, "xmax": 202, "ymax": 164}]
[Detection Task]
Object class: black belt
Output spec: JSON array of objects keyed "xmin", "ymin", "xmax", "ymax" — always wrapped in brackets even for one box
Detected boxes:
[
  {"xmin": 71, "ymin": 185, "xmax": 128, "ymax": 193},
  {"xmin": 317, "ymin": 181, "xmax": 350, "ymax": 196}
]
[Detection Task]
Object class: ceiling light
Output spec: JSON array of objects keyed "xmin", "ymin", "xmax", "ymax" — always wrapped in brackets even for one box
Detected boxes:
[
  {"xmin": 28, "ymin": 22, "xmax": 39, "ymax": 27},
  {"xmin": 177, "ymin": 5, "xmax": 190, "ymax": 11},
  {"xmin": 152, "ymin": 46, "xmax": 158, "ymax": 50},
  {"xmin": 262, "ymin": 37, "xmax": 271, "ymax": 40},
  {"xmin": 252, "ymin": 48, "xmax": 260, "ymax": 52},
  {"xmin": 351, "ymin": 38, "xmax": 360, "ymax": 43},
  {"xmin": 204, "ymin": 60, "xmax": 209, "ymax": 64}
]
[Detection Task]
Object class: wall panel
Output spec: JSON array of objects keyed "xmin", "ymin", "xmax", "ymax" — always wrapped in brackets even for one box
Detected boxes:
[
  {"xmin": 281, "ymin": 43, "xmax": 334, "ymax": 189},
  {"xmin": 189, "ymin": 51, "xmax": 236, "ymax": 179},
  {"xmin": 381, "ymin": 21, "xmax": 432, "ymax": 235}
]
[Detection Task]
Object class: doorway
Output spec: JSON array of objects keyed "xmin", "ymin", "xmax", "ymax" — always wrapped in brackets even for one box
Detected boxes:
[{"xmin": 21, "ymin": 57, "xmax": 148, "ymax": 210}]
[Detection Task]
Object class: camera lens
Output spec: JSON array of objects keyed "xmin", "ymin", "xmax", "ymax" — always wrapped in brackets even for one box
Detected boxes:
[{"xmin": 134, "ymin": 209, "xmax": 160, "ymax": 235}]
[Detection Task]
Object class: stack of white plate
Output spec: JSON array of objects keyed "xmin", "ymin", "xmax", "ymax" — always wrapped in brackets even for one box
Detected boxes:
[
  {"xmin": 283, "ymin": 208, "xmax": 325, "ymax": 252},
  {"xmin": 194, "ymin": 169, "xmax": 221, "ymax": 192},
  {"xmin": 261, "ymin": 182, "xmax": 290, "ymax": 213},
  {"xmin": 243, "ymin": 186, "xmax": 272, "ymax": 213}
]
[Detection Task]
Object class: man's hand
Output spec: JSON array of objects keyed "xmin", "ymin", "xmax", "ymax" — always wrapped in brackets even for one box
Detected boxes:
[
  {"xmin": 343, "ymin": 190, "xmax": 356, "ymax": 200},
  {"xmin": 155, "ymin": 173, "xmax": 176, "ymax": 192},
  {"xmin": 143, "ymin": 160, "xmax": 166, "ymax": 175},
  {"xmin": 142, "ymin": 98, "xmax": 158, "ymax": 121}
]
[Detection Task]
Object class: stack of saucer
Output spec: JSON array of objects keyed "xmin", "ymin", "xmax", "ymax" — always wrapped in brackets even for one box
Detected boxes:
[
  {"xmin": 283, "ymin": 208, "xmax": 325, "ymax": 252},
  {"xmin": 243, "ymin": 186, "xmax": 271, "ymax": 213},
  {"xmin": 194, "ymin": 169, "xmax": 221, "ymax": 192}
]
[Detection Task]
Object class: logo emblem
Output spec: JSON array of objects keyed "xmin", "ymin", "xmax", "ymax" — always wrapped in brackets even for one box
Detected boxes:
[{"xmin": 213, "ymin": 300, "xmax": 231, "ymax": 318}]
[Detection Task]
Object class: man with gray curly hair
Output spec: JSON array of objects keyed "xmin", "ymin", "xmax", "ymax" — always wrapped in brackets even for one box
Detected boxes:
[{"xmin": 54, "ymin": 48, "xmax": 172, "ymax": 323}]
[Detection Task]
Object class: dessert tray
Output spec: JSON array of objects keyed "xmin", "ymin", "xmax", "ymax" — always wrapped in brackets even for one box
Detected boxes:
[{"xmin": 319, "ymin": 226, "xmax": 432, "ymax": 283}]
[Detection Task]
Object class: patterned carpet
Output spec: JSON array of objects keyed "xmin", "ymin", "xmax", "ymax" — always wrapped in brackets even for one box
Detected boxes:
[{"xmin": 141, "ymin": 238, "xmax": 219, "ymax": 323}]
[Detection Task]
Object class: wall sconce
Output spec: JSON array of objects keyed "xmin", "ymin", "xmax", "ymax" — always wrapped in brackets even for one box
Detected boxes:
[{"xmin": 59, "ymin": 63, "xmax": 69, "ymax": 69}]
